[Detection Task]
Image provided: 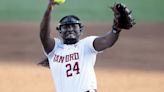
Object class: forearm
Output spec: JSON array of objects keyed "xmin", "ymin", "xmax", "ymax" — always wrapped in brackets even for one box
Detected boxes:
[
  {"xmin": 94, "ymin": 28, "xmax": 121, "ymax": 51},
  {"xmin": 106, "ymin": 27, "xmax": 121, "ymax": 47}
]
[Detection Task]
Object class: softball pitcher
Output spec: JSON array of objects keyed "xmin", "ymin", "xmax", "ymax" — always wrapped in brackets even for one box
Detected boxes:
[{"xmin": 39, "ymin": 0, "xmax": 135, "ymax": 92}]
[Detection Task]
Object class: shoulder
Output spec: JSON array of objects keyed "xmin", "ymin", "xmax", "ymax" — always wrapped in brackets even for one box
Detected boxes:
[
  {"xmin": 54, "ymin": 38, "xmax": 61, "ymax": 43},
  {"xmin": 45, "ymin": 38, "xmax": 62, "ymax": 56},
  {"xmin": 80, "ymin": 36, "xmax": 99, "ymax": 53}
]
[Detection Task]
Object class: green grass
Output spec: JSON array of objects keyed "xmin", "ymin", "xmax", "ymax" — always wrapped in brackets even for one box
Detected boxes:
[{"xmin": 0, "ymin": 0, "xmax": 164, "ymax": 22}]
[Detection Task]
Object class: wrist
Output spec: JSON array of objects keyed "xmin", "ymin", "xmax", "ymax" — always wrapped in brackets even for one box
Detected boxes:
[
  {"xmin": 48, "ymin": 4, "xmax": 53, "ymax": 11},
  {"xmin": 112, "ymin": 27, "xmax": 121, "ymax": 34},
  {"xmin": 48, "ymin": 1, "xmax": 56, "ymax": 11}
]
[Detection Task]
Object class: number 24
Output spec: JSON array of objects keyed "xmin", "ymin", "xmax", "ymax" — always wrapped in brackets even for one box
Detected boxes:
[{"xmin": 66, "ymin": 62, "xmax": 80, "ymax": 77}]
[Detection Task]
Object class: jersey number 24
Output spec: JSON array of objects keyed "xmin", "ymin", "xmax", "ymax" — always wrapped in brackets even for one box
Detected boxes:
[{"xmin": 66, "ymin": 62, "xmax": 80, "ymax": 77}]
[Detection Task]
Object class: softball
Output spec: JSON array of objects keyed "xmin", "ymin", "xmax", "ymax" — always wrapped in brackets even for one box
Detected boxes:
[{"xmin": 54, "ymin": 0, "xmax": 65, "ymax": 4}]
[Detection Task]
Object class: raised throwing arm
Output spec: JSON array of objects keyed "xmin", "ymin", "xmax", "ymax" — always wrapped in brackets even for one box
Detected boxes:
[{"xmin": 40, "ymin": 0, "xmax": 56, "ymax": 54}]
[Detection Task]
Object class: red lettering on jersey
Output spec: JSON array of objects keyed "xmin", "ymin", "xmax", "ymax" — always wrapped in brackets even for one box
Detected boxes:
[
  {"xmin": 66, "ymin": 61, "xmax": 80, "ymax": 77},
  {"xmin": 53, "ymin": 52, "xmax": 79, "ymax": 63},
  {"xmin": 74, "ymin": 53, "xmax": 79, "ymax": 60},
  {"xmin": 54, "ymin": 55, "xmax": 58, "ymax": 62},
  {"xmin": 59, "ymin": 56, "xmax": 64, "ymax": 63},
  {"xmin": 70, "ymin": 54, "xmax": 74, "ymax": 61},
  {"xmin": 56, "ymin": 55, "xmax": 59, "ymax": 62},
  {"xmin": 65, "ymin": 55, "xmax": 70, "ymax": 62}
]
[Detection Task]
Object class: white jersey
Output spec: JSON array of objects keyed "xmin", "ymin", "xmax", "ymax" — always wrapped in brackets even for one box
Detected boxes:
[{"xmin": 45, "ymin": 36, "xmax": 99, "ymax": 92}]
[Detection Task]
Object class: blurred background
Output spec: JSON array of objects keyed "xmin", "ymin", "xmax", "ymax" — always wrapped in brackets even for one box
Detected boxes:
[{"xmin": 0, "ymin": 0, "xmax": 164, "ymax": 92}]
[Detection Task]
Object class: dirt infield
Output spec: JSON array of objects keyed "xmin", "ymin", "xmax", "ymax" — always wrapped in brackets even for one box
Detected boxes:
[{"xmin": 0, "ymin": 22, "xmax": 164, "ymax": 92}]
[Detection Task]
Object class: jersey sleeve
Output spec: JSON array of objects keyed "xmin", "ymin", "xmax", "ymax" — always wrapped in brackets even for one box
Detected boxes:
[
  {"xmin": 83, "ymin": 36, "xmax": 100, "ymax": 54},
  {"xmin": 43, "ymin": 38, "xmax": 60, "ymax": 57}
]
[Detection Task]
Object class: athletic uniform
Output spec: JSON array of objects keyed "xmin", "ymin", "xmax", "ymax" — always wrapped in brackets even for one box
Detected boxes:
[{"xmin": 45, "ymin": 36, "xmax": 99, "ymax": 92}]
